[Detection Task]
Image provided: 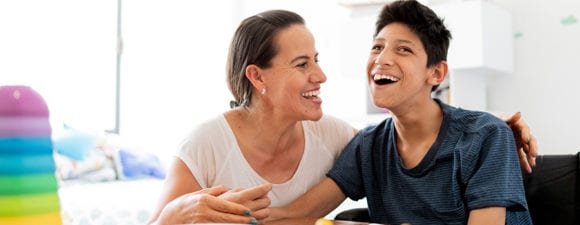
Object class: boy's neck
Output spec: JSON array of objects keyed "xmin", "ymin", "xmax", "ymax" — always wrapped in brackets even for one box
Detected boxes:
[{"xmin": 392, "ymin": 99, "xmax": 443, "ymax": 168}]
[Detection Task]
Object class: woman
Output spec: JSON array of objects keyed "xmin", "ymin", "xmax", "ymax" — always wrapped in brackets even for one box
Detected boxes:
[{"xmin": 147, "ymin": 9, "xmax": 536, "ymax": 225}]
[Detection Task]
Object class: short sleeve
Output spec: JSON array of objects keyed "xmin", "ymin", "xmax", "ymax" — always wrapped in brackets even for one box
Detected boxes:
[
  {"xmin": 463, "ymin": 123, "xmax": 528, "ymax": 211},
  {"xmin": 175, "ymin": 116, "xmax": 231, "ymax": 188},
  {"xmin": 327, "ymin": 132, "xmax": 366, "ymax": 200}
]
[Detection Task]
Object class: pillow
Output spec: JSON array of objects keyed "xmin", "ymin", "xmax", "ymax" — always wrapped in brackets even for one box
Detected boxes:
[{"xmin": 113, "ymin": 149, "xmax": 165, "ymax": 180}]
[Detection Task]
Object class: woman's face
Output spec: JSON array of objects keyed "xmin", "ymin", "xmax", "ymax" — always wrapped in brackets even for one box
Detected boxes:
[
  {"xmin": 260, "ymin": 24, "xmax": 327, "ymax": 121},
  {"xmin": 366, "ymin": 22, "xmax": 435, "ymax": 113}
]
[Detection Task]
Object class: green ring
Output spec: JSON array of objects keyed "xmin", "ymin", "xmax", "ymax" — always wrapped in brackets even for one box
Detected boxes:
[{"xmin": 0, "ymin": 174, "xmax": 58, "ymax": 195}]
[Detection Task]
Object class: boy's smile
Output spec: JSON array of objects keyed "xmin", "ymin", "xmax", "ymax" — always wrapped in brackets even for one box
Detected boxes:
[
  {"xmin": 372, "ymin": 73, "xmax": 400, "ymax": 85},
  {"xmin": 366, "ymin": 22, "xmax": 434, "ymax": 113}
]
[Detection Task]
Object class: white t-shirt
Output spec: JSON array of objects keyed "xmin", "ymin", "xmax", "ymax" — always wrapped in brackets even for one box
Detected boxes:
[{"xmin": 177, "ymin": 114, "xmax": 355, "ymax": 207}]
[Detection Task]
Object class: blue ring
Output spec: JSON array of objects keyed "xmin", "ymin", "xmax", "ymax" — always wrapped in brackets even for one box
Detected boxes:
[
  {"xmin": 0, "ymin": 154, "xmax": 55, "ymax": 175},
  {"xmin": 0, "ymin": 137, "xmax": 53, "ymax": 155}
]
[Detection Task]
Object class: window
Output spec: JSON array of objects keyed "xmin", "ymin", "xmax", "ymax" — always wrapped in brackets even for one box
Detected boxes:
[{"xmin": 0, "ymin": 1, "xmax": 119, "ymax": 132}]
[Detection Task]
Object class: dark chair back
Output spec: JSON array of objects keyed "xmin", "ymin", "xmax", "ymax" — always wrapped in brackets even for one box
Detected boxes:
[
  {"xmin": 522, "ymin": 153, "xmax": 579, "ymax": 225},
  {"xmin": 335, "ymin": 152, "xmax": 580, "ymax": 225}
]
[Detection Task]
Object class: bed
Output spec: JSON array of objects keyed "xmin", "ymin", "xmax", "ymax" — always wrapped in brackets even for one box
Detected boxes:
[{"xmin": 59, "ymin": 178, "xmax": 164, "ymax": 225}]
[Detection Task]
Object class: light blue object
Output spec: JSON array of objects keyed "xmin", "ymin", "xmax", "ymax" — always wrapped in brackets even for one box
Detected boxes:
[{"xmin": 53, "ymin": 128, "xmax": 97, "ymax": 161}]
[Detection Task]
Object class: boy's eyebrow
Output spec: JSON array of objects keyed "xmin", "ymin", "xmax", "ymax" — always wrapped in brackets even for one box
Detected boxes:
[
  {"xmin": 396, "ymin": 39, "xmax": 416, "ymax": 45},
  {"xmin": 375, "ymin": 37, "xmax": 418, "ymax": 46},
  {"xmin": 289, "ymin": 52, "xmax": 319, "ymax": 64}
]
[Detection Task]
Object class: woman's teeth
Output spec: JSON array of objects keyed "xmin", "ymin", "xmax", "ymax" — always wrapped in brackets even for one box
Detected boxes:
[{"xmin": 302, "ymin": 90, "xmax": 320, "ymax": 97}]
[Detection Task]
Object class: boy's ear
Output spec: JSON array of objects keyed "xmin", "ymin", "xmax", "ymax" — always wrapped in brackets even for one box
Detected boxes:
[
  {"xmin": 429, "ymin": 61, "xmax": 448, "ymax": 86},
  {"xmin": 245, "ymin": 64, "xmax": 264, "ymax": 89}
]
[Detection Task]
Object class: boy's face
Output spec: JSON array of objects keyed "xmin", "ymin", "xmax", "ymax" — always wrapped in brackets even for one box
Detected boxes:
[{"xmin": 366, "ymin": 22, "xmax": 440, "ymax": 112}]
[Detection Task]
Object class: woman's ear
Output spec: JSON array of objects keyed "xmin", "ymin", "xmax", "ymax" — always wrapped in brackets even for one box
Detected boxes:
[
  {"xmin": 245, "ymin": 64, "xmax": 264, "ymax": 89},
  {"xmin": 429, "ymin": 61, "xmax": 448, "ymax": 86}
]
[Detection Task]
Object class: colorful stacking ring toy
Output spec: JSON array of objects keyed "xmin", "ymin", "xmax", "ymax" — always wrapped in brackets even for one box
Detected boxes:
[{"xmin": 0, "ymin": 85, "xmax": 62, "ymax": 225}]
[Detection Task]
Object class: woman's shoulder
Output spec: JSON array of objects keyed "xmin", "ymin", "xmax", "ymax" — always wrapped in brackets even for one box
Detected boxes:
[{"xmin": 180, "ymin": 114, "xmax": 232, "ymax": 147}]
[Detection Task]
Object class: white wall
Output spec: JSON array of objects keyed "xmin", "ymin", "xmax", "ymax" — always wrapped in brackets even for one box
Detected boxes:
[
  {"xmin": 118, "ymin": 0, "xmax": 377, "ymax": 164},
  {"xmin": 119, "ymin": 0, "xmax": 240, "ymax": 164},
  {"xmin": 329, "ymin": 0, "xmax": 580, "ymax": 155},
  {"xmin": 119, "ymin": 0, "xmax": 579, "ymax": 164},
  {"xmin": 484, "ymin": 0, "xmax": 580, "ymax": 154}
]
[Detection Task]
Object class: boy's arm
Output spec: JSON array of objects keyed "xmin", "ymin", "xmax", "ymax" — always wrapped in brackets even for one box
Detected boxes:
[
  {"xmin": 467, "ymin": 207, "xmax": 506, "ymax": 225},
  {"xmin": 268, "ymin": 178, "xmax": 347, "ymax": 224}
]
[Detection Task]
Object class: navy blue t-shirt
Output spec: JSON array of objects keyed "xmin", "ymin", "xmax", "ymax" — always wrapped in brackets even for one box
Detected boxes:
[{"xmin": 327, "ymin": 99, "xmax": 532, "ymax": 225}]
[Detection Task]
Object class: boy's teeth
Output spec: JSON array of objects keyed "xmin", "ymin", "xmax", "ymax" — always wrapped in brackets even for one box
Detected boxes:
[
  {"xmin": 302, "ymin": 90, "xmax": 320, "ymax": 97},
  {"xmin": 373, "ymin": 74, "xmax": 400, "ymax": 81}
]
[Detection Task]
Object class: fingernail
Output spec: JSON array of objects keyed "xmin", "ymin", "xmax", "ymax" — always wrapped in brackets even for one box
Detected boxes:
[
  {"xmin": 243, "ymin": 210, "xmax": 252, "ymax": 216},
  {"xmin": 249, "ymin": 219, "xmax": 258, "ymax": 225}
]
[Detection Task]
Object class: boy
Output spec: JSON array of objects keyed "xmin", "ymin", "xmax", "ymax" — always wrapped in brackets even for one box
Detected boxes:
[{"xmin": 269, "ymin": 1, "xmax": 532, "ymax": 224}]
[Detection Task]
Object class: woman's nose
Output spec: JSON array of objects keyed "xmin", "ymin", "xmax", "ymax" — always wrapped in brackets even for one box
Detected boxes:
[{"xmin": 312, "ymin": 64, "xmax": 327, "ymax": 83}]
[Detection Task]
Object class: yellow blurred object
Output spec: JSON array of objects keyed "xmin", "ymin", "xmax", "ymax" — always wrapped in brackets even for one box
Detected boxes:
[
  {"xmin": 0, "ymin": 212, "xmax": 62, "ymax": 225},
  {"xmin": 315, "ymin": 218, "xmax": 334, "ymax": 225}
]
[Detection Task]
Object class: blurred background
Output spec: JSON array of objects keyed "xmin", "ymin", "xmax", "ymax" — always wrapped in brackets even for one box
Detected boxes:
[{"xmin": 1, "ymin": 0, "xmax": 578, "ymax": 168}]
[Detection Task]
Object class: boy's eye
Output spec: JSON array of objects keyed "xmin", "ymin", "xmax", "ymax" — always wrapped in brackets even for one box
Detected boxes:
[
  {"xmin": 371, "ymin": 45, "xmax": 383, "ymax": 51},
  {"xmin": 398, "ymin": 47, "xmax": 412, "ymax": 53}
]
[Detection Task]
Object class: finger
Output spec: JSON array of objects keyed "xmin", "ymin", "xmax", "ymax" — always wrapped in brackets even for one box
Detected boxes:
[
  {"xmin": 204, "ymin": 195, "xmax": 252, "ymax": 216},
  {"xmin": 244, "ymin": 195, "xmax": 271, "ymax": 212},
  {"xmin": 503, "ymin": 111, "xmax": 522, "ymax": 124},
  {"xmin": 194, "ymin": 208, "xmax": 257, "ymax": 225},
  {"xmin": 230, "ymin": 187, "xmax": 244, "ymax": 192},
  {"xmin": 519, "ymin": 126, "xmax": 536, "ymax": 167},
  {"xmin": 202, "ymin": 185, "xmax": 231, "ymax": 196},
  {"xmin": 527, "ymin": 135, "xmax": 538, "ymax": 167},
  {"xmin": 518, "ymin": 148, "xmax": 532, "ymax": 174},
  {"xmin": 513, "ymin": 121, "xmax": 531, "ymax": 152},
  {"xmin": 209, "ymin": 210, "xmax": 257, "ymax": 225},
  {"xmin": 251, "ymin": 208, "xmax": 270, "ymax": 221},
  {"xmin": 238, "ymin": 183, "xmax": 272, "ymax": 200}
]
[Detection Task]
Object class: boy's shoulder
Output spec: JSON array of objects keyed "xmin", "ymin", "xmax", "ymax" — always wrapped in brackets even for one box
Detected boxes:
[{"xmin": 441, "ymin": 102, "xmax": 509, "ymax": 133}]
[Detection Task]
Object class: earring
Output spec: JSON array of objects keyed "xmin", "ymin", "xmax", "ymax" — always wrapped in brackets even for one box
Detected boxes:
[{"xmin": 261, "ymin": 88, "xmax": 266, "ymax": 95}]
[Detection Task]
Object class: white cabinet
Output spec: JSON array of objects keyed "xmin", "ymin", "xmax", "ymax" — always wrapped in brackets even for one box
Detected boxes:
[{"xmin": 432, "ymin": 1, "xmax": 514, "ymax": 110}]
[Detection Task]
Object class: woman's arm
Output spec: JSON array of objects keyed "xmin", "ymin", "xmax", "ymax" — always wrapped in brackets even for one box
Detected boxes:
[
  {"xmin": 147, "ymin": 157, "xmax": 271, "ymax": 225},
  {"xmin": 147, "ymin": 157, "xmax": 203, "ymax": 224}
]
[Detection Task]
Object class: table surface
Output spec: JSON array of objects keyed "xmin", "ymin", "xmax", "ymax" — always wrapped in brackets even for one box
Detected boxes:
[{"xmin": 317, "ymin": 219, "xmax": 409, "ymax": 225}]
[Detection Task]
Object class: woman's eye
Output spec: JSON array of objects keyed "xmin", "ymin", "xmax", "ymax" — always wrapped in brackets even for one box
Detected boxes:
[{"xmin": 297, "ymin": 62, "xmax": 308, "ymax": 68}]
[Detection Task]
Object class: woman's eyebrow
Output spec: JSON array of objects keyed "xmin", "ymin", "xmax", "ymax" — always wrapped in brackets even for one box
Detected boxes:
[{"xmin": 289, "ymin": 52, "xmax": 318, "ymax": 64}]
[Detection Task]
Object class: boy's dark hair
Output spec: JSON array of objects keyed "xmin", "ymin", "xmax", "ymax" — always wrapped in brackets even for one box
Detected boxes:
[{"xmin": 375, "ymin": 0, "xmax": 452, "ymax": 68}]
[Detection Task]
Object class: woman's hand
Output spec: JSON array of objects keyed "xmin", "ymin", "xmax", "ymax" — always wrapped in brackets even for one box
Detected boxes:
[
  {"xmin": 220, "ymin": 183, "xmax": 273, "ymax": 222},
  {"xmin": 501, "ymin": 112, "xmax": 538, "ymax": 173},
  {"xmin": 155, "ymin": 185, "xmax": 269, "ymax": 225}
]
